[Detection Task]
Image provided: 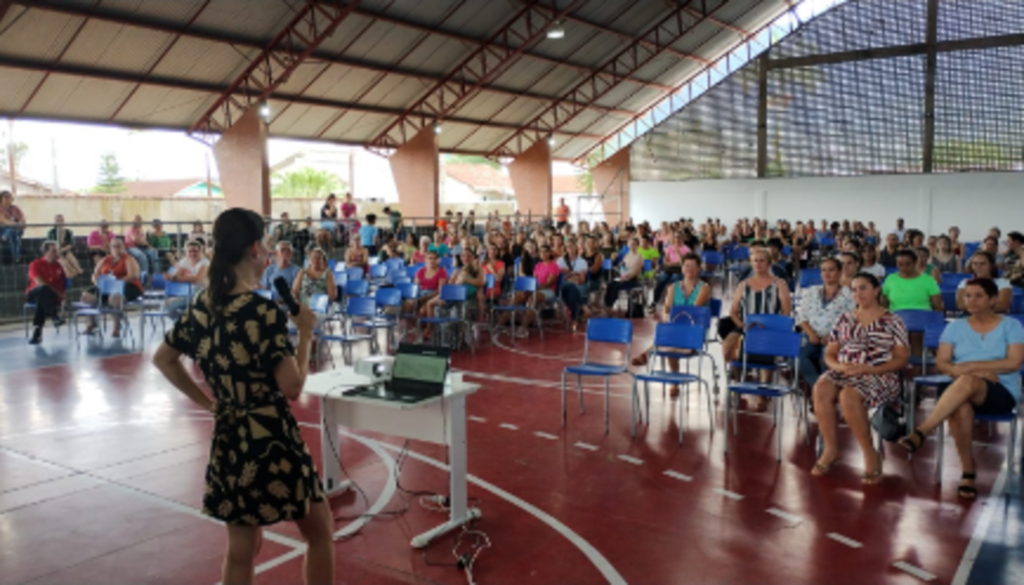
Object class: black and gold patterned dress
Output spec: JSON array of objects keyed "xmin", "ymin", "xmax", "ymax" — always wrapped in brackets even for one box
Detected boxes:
[{"xmin": 165, "ymin": 292, "xmax": 326, "ymax": 525}]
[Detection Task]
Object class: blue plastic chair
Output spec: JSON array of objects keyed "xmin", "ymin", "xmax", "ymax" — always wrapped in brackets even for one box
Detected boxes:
[
  {"xmin": 799, "ymin": 268, "xmax": 822, "ymax": 289},
  {"xmin": 668, "ymin": 304, "xmax": 720, "ymax": 393},
  {"xmin": 725, "ymin": 328, "xmax": 806, "ymax": 460},
  {"xmin": 406, "ymin": 265, "xmax": 420, "ymax": 280},
  {"xmin": 895, "ymin": 310, "xmax": 946, "ymax": 375},
  {"xmin": 384, "ymin": 257, "xmax": 406, "ymax": 274},
  {"xmin": 561, "ymin": 318, "xmax": 632, "ymax": 433},
  {"xmin": 440, "ymin": 256, "xmax": 456, "ymax": 272},
  {"xmin": 910, "ymin": 322, "xmax": 951, "ymax": 433},
  {"xmin": 727, "ymin": 314, "xmax": 796, "ymax": 374},
  {"xmin": 632, "ymin": 322, "xmax": 710, "ymax": 442},
  {"xmin": 701, "ymin": 251, "xmax": 724, "ymax": 282},
  {"xmin": 74, "ymin": 276, "xmax": 129, "ymax": 341},
  {"xmin": 344, "ymin": 279, "xmax": 370, "ymax": 298},
  {"xmin": 419, "ymin": 284, "xmax": 473, "ymax": 352},
  {"xmin": 140, "ymin": 281, "xmax": 193, "ymax": 341},
  {"xmin": 368, "ymin": 263, "xmax": 388, "ymax": 284},
  {"xmin": 345, "ymin": 267, "xmax": 364, "ymax": 282},
  {"xmin": 490, "ymin": 276, "xmax": 541, "ymax": 340},
  {"xmin": 940, "ymin": 273, "xmax": 971, "ymax": 291},
  {"xmin": 397, "ymin": 282, "xmax": 420, "ymax": 322},
  {"xmin": 321, "ymin": 296, "xmax": 377, "ymax": 365},
  {"xmin": 351, "ymin": 287, "xmax": 402, "ymax": 350}
]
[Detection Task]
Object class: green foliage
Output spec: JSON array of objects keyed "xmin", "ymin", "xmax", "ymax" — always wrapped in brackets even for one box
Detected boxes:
[
  {"xmin": 933, "ymin": 139, "xmax": 1011, "ymax": 169},
  {"xmin": 444, "ymin": 154, "xmax": 500, "ymax": 169},
  {"xmin": 271, "ymin": 167, "xmax": 345, "ymax": 199},
  {"xmin": 95, "ymin": 153, "xmax": 125, "ymax": 193}
]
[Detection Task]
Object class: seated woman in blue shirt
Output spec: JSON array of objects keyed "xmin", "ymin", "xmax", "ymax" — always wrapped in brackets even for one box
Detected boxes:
[{"xmin": 899, "ymin": 278, "xmax": 1024, "ymax": 499}]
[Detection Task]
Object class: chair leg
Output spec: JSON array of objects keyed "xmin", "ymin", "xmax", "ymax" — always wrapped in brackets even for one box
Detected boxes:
[
  {"xmin": 678, "ymin": 382, "xmax": 685, "ymax": 445},
  {"xmin": 561, "ymin": 371, "xmax": 567, "ymax": 427},
  {"xmin": 724, "ymin": 390, "xmax": 731, "ymax": 454},
  {"xmin": 604, "ymin": 377, "xmax": 610, "ymax": 434},
  {"xmin": 1007, "ymin": 418, "xmax": 1017, "ymax": 494},
  {"xmin": 776, "ymin": 397, "xmax": 784, "ymax": 462},
  {"xmin": 935, "ymin": 420, "xmax": 945, "ymax": 484},
  {"xmin": 578, "ymin": 374, "xmax": 584, "ymax": 414},
  {"xmin": 630, "ymin": 378, "xmax": 637, "ymax": 438}
]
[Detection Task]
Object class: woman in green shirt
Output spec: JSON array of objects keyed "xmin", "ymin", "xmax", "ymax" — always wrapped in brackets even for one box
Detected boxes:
[
  {"xmin": 637, "ymin": 234, "xmax": 660, "ymax": 280},
  {"xmin": 882, "ymin": 249, "xmax": 943, "ymax": 312}
]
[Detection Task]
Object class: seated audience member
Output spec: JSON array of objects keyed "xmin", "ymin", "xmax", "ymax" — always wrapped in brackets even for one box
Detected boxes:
[
  {"xmin": 508, "ymin": 244, "xmax": 560, "ymax": 338},
  {"xmin": 981, "ymin": 235, "xmax": 1005, "ymax": 267},
  {"xmin": 401, "ymin": 232, "xmax": 417, "ymax": 263},
  {"xmin": 631, "ymin": 253, "xmax": 710, "ymax": 396},
  {"xmin": 878, "ymin": 233, "xmax": 900, "ymax": 268},
  {"xmin": 343, "ymin": 234, "xmax": 369, "ymax": 274},
  {"xmin": 428, "ymin": 231, "xmax": 450, "ymax": 257},
  {"xmin": 1005, "ymin": 231, "xmax": 1024, "ymax": 268},
  {"xmin": 87, "ymin": 220, "xmax": 115, "ymax": 264},
  {"xmin": 882, "ymin": 250, "xmax": 942, "ymax": 312},
  {"xmin": 260, "ymin": 242, "xmax": 301, "ymax": 300},
  {"xmin": 518, "ymin": 240, "xmax": 539, "ymax": 277},
  {"xmin": 46, "ymin": 214, "xmax": 83, "ymax": 278},
  {"xmin": 272, "ymin": 212, "xmax": 297, "ymax": 246},
  {"xmin": 147, "ymin": 219, "xmax": 177, "ymax": 266},
  {"xmin": 838, "ymin": 251, "xmax": 861, "ymax": 288},
  {"xmin": 812, "ymin": 273, "xmax": 909, "ymax": 484},
  {"xmin": 164, "ymin": 240, "xmax": 210, "ymax": 318},
  {"xmin": 424, "ymin": 250, "xmax": 485, "ymax": 338},
  {"xmin": 359, "ymin": 213, "xmax": 379, "ymax": 256},
  {"xmin": 412, "ymin": 236, "xmax": 430, "ymax": 264},
  {"xmin": 0, "ymin": 190, "xmax": 26, "ymax": 263},
  {"xmin": 581, "ymin": 236, "xmax": 605, "ymax": 298},
  {"xmin": 557, "ymin": 241, "xmax": 590, "ymax": 327},
  {"xmin": 957, "ymin": 250, "xmax": 1012, "ymax": 313},
  {"xmin": 796, "ymin": 258, "xmax": 855, "ymax": 391},
  {"xmin": 931, "ymin": 235, "xmax": 961, "ymax": 274},
  {"xmin": 125, "ymin": 214, "xmax": 159, "ymax": 281},
  {"xmin": 899, "ymin": 278, "xmax": 1024, "ymax": 499},
  {"xmin": 947, "ymin": 226, "xmax": 965, "ymax": 258},
  {"xmin": 482, "ymin": 243, "xmax": 506, "ymax": 301},
  {"xmin": 292, "ymin": 217, "xmax": 314, "ymax": 264},
  {"xmin": 915, "ymin": 246, "xmax": 941, "ymax": 282},
  {"xmin": 292, "ymin": 246, "xmax": 337, "ymax": 307},
  {"xmin": 25, "ymin": 241, "xmax": 68, "ymax": 344},
  {"xmin": 767, "ymin": 237, "xmax": 793, "ymax": 281},
  {"xmin": 413, "ymin": 250, "xmax": 448, "ymax": 317},
  {"xmin": 81, "ymin": 238, "xmax": 143, "ymax": 338},
  {"xmin": 859, "ymin": 244, "xmax": 886, "ymax": 280},
  {"xmin": 737, "ymin": 241, "xmax": 788, "ymax": 280},
  {"xmin": 603, "ymin": 237, "xmax": 644, "ymax": 313},
  {"xmin": 189, "ymin": 221, "xmax": 208, "ymax": 248},
  {"xmin": 652, "ymin": 231, "xmax": 689, "ymax": 308},
  {"xmin": 719, "ymin": 247, "xmax": 793, "ymax": 412},
  {"xmin": 378, "ymin": 236, "xmax": 403, "ymax": 262},
  {"xmin": 636, "ymin": 235, "xmax": 660, "ymax": 280}
]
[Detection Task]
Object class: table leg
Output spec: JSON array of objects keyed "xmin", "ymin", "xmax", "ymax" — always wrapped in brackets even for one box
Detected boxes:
[
  {"xmin": 411, "ymin": 394, "xmax": 481, "ymax": 548},
  {"xmin": 320, "ymin": 397, "xmax": 352, "ymax": 496}
]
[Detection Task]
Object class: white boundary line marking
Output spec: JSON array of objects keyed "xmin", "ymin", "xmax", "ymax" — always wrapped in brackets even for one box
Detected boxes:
[
  {"xmin": 368, "ymin": 438, "xmax": 628, "ymax": 585},
  {"xmin": 952, "ymin": 464, "xmax": 1010, "ymax": 585},
  {"xmin": 663, "ymin": 470, "xmax": 692, "ymax": 482},
  {"xmin": 534, "ymin": 431, "xmax": 559, "ymax": 440},
  {"xmin": 827, "ymin": 533, "xmax": 863, "ymax": 549},
  {"xmin": 765, "ymin": 507, "xmax": 802, "ymax": 525},
  {"xmin": 574, "ymin": 442, "xmax": 599, "ymax": 451},
  {"xmin": 713, "ymin": 487, "xmax": 744, "ymax": 500},
  {"xmin": 499, "ymin": 423, "xmax": 519, "ymax": 430},
  {"xmin": 616, "ymin": 455, "xmax": 644, "ymax": 465},
  {"xmin": 893, "ymin": 561, "xmax": 937, "ymax": 582},
  {"xmin": 468, "ymin": 416, "xmax": 487, "ymax": 423}
]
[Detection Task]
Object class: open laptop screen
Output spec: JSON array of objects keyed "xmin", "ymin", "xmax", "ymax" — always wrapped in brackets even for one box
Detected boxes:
[{"xmin": 392, "ymin": 352, "xmax": 448, "ymax": 385}]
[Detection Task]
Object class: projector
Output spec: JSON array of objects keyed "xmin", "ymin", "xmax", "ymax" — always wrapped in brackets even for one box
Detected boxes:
[{"xmin": 354, "ymin": 355, "xmax": 395, "ymax": 381}]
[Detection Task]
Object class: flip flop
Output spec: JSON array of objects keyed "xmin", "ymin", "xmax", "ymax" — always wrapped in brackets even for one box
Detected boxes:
[
  {"xmin": 811, "ymin": 456, "xmax": 839, "ymax": 477},
  {"xmin": 898, "ymin": 429, "xmax": 926, "ymax": 454},
  {"xmin": 958, "ymin": 472, "xmax": 978, "ymax": 500}
]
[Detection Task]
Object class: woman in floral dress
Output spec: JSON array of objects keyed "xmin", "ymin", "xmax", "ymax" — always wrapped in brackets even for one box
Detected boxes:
[
  {"xmin": 811, "ymin": 272, "xmax": 910, "ymax": 485},
  {"xmin": 153, "ymin": 208, "xmax": 334, "ymax": 585}
]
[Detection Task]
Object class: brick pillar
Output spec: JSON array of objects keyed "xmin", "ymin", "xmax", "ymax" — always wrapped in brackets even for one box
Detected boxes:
[
  {"xmin": 390, "ymin": 127, "xmax": 439, "ymax": 225},
  {"xmin": 509, "ymin": 140, "xmax": 552, "ymax": 217},
  {"xmin": 592, "ymin": 147, "xmax": 630, "ymax": 226},
  {"xmin": 212, "ymin": 107, "xmax": 270, "ymax": 215}
]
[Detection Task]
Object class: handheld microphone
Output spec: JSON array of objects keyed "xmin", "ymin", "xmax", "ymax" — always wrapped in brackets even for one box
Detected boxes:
[{"xmin": 273, "ymin": 276, "xmax": 301, "ymax": 317}]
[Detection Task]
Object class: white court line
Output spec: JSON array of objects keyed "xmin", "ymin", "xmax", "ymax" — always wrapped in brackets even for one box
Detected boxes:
[
  {"xmin": 893, "ymin": 561, "xmax": 937, "ymax": 582},
  {"xmin": 713, "ymin": 487, "xmax": 744, "ymax": 501},
  {"xmin": 499, "ymin": 423, "xmax": 519, "ymax": 430},
  {"xmin": 574, "ymin": 442, "xmax": 599, "ymax": 451},
  {"xmin": 765, "ymin": 507, "xmax": 802, "ymax": 525},
  {"xmin": 827, "ymin": 533, "xmax": 863, "ymax": 549},
  {"xmin": 368, "ymin": 438, "xmax": 628, "ymax": 585},
  {"xmin": 663, "ymin": 470, "xmax": 693, "ymax": 482},
  {"xmin": 616, "ymin": 455, "xmax": 644, "ymax": 465},
  {"xmin": 534, "ymin": 431, "xmax": 559, "ymax": 440},
  {"xmin": 952, "ymin": 464, "xmax": 1010, "ymax": 585},
  {"xmin": 468, "ymin": 416, "xmax": 488, "ymax": 423}
]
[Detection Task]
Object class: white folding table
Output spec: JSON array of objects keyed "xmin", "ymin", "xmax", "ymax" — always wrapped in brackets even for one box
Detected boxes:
[{"xmin": 304, "ymin": 368, "xmax": 481, "ymax": 548}]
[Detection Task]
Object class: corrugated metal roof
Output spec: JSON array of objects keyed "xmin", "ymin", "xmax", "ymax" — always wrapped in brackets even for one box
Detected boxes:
[{"xmin": 0, "ymin": 0, "xmax": 795, "ymax": 160}]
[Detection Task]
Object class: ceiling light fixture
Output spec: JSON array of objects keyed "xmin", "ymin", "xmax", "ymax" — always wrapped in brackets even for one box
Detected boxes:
[
  {"xmin": 258, "ymin": 102, "xmax": 271, "ymax": 121},
  {"xmin": 546, "ymin": 21, "xmax": 565, "ymax": 39},
  {"xmin": 547, "ymin": 135, "xmax": 556, "ymax": 147},
  {"xmin": 433, "ymin": 121, "xmax": 442, "ymax": 134}
]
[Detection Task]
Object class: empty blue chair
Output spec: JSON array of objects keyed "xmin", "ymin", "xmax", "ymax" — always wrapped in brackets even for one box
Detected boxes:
[
  {"xmin": 384, "ymin": 257, "xmax": 406, "ymax": 274},
  {"xmin": 940, "ymin": 273, "xmax": 971, "ymax": 291},
  {"xmin": 668, "ymin": 304, "xmax": 720, "ymax": 394},
  {"xmin": 942, "ymin": 290, "xmax": 960, "ymax": 317},
  {"xmin": 406, "ymin": 265, "xmax": 420, "ymax": 280},
  {"xmin": 440, "ymin": 256, "xmax": 456, "ymax": 272},
  {"xmin": 344, "ymin": 279, "xmax": 370, "ymax": 298},
  {"xmin": 725, "ymin": 328, "xmax": 806, "ymax": 460},
  {"xmin": 321, "ymin": 296, "xmax": 377, "ymax": 365},
  {"xmin": 799, "ymin": 268, "xmax": 822, "ymax": 289},
  {"xmin": 345, "ymin": 267, "xmax": 365, "ymax": 282},
  {"xmin": 397, "ymin": 282, "xmax": 420, "ymax": 322},
  {"xmin": 727, "ymin": 314, "xmax": 796, "ymax": 374},
  {"xmin": 490, "ymin": 276, "xmax": 541, "ymax": 340},
  {"xmin": 140, "ymin": 281, "xmax": 193, "ymax": 342},
  {"xmin": 895, "ymin": 310, "xmax": 946, "ymax": 375},
  {"xmin": 561, "ymin": 318, "xmax": 632, "ymax": 433},
  {"xmin": 701, "ymin": 251, "xmax": 724, "ymax": 282},
  {"xmin": 910, "ymin": 322, "xmax": 951, "ymax": 433},
  {"xmin": 632, "ymin": 323, "xmax": 710, "ymax": 443},
  {"xmin": 419, "ymin": 284, "xmax": 473, "ymax": 352},
  {"xmin": 351, "ymin": 287, "xmax": 402, "ymax": 351}
]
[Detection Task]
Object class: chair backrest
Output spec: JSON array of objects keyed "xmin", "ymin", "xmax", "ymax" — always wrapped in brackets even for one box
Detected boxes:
[
  {"xmin": 485, "ymin": 272, "xmax": 496, "ymax": 290},
  {"xmin": 702, "ymin": 251, "xmax": 723, "ymax": 266},
  {"xmin": 601, "ymin": 258, "xmax": 613, "ymax": 270},
  {"xmin": 374, "ymin": 287, "xmax": 402, "ymax": 308},
  {"xmin": 642, "ymin": 259, "xmax": 652, "ymax": 272},
  {"xmin": 894, "ymin": 309, "xmax": 945, "ymax": 333},
  {"xmin": 165, "ymin": 281, "xmax": 192, "ymax": 299},
  {"xmin": 940, "ymin": 273, "xmax": 970, "ymax": 291},
  {"xmin": 799, "ymin": 269, "xmax": 822, "ymax": 288},
  {"xmin": 345, "ymin": 279, "xmax": 370, "ymax": 297},
  {"xmin": 513, "ymin": 276, "xmax": 538, "ymax": 293},
  {"xmin": 440, "ymin": 257, "xmax": 456, "ymax": 271},
  {"xmin": 98, "ymin": 276, "xmax": 124, "ymax": 296},
  {"xmin": 368, "ymin": 256, "xmax": 380, "ymax": 266},
  {"xmin": 586, "ymin": 317, "xmax": 633, "ymax": 345},
  {"xmin": 405, "ymin": 266, "xmax": 420, "ymax": 280},
  {"xmin": 669, "ymin": 305, "xmax": 711, "ymax": 329},
  {"xmin": 150, "ymin": 273, "xmax": 167, "ymax": 290},
  {"xmin": 885, "ymin": 266, "xmax": 898, "ymax": 276},
  {"xmin": 746, "ymin": 313, "xmax": 795, "ymax": 332},
  {"xmin": 369, "ymin": 264, "xmax": 388, "ymax": 279},
  {"xmin": 385, "ymin": 258, "xmax": 406, "ymax": 273},
  {"xmin": 923, "ymin": 322, "xmax": 946, "ymax": 350},
  {"xmin": 744, "ymin": 328, "xmax": 801, "ymax": 359},
  {"xmin": 397, "ymin": 282, "xmax": 419, "ymax": 300},
  {"xmin": 654, "ymin": 323, "xmax": 705, "ymax": 353},
  {"xmin": 309, "ymin": 292, "xmax": 331, "ymax": 315},
  {"xmin": 327, "ymin": 259, "xmax": 337, "ymax": 271},
  {"xmin": 345, "ymin": 267, "xmax": 364, "ymax": 281},
  {"xmin": 941, "ymin": 290, "xmax": 959, "ymax": 313},
  {"xmin": 346, "ymin": 296, "xmax": 377, "ymax": 317},
  {"xmin": 709, "ymin": 297, "xmax": 722, "ymax": 318},
  {"xmin": 727, "ymin": 247, "xmax": 749, "ymax": 262},
  {"xmin": 439, "ymin": 284, "xmax": 468, "ymax": 302}
]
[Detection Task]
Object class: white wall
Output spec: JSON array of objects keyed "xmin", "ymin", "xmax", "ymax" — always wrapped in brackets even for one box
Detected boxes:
[{"xmin": 631, "ymin": 172, "xmax": 1024, "ymax": 241}]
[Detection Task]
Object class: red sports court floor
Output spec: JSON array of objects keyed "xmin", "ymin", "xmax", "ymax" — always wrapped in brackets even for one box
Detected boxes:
[{"xmin": 0, "ymin": 319, "xmax": 1018, "ymax": 585}]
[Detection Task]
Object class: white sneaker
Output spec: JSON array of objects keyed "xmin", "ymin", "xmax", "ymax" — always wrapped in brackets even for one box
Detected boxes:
[{"xmin": 514, "ymin": 328, "xmax": 528, "ymax": 339}]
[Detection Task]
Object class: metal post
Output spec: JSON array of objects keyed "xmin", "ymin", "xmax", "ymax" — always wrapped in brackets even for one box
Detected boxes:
[
  {"xmin": 922, "ymin": 0, "xmax": 939, "ymax": 173},
  {"xmin": 756, "ymin": 53, "xmax": 768, "ymax": 177}
]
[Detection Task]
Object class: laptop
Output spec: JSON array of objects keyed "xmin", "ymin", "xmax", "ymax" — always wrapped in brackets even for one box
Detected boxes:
[{"xmin": 346, "ymin": 344, "xmax": 451, "ymax": 404}]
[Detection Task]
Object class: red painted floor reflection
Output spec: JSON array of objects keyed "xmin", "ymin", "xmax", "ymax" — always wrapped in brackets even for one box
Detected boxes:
[{"xmin": 0, "ymin": 323, "xmax": 1010, "ymax": 584}]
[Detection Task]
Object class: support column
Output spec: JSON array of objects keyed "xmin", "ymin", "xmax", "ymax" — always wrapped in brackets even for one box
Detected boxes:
[
  {"xmin": 922, "ymin": 0, "xmax": 939, "ymax": 173},
  {"xmin": 509, "ymin": 140, "xmax": 552, "ymax": 217},
  {"xmin": 390, "ymin": 126, "xmax": 439, "ymax": 224},
  {"xmin": 212, "ymin": 107, "xmax": 270, "ymax": 215},
  {"xmin": 592, "ymin": 147, "xmax": 630, "ymax": 226},
  {"xmin": 756, "ymin": 53, "xmax": 769, "ymax": 177}
]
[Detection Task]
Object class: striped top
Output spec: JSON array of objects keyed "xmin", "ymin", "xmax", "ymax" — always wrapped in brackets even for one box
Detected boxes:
[{"xmin": 739, "ymin": 278, "xmax": 783, "ymax": 319}]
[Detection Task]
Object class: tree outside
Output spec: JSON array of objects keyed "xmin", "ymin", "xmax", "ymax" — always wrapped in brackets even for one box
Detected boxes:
[
  {"xmin": 95, "ymin": 152, "xmax": 126, "ymax": 193},
  {"xmin": 1, "ymin": 141, "xmax": 28, "ymax": 173},
  {"xmin": 271, "ymin": 167, "xmax": 346, "ymax": 199}
]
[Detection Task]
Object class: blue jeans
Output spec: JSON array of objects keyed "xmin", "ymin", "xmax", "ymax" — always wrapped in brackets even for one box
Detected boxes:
[
  {"xmin": 560, "ymin": 282, "xmax": 588, "ymax": 320},
  {"xmin": 1, "ymin": 227, "xmax": 22, "ymax": 261},
  {"xmin": 652, "ymin": 271, "xmax": 681, "ymax": 305},
  {"xmin": 798, "ymin": 333, "xmax": 825, "ymax": 389}
]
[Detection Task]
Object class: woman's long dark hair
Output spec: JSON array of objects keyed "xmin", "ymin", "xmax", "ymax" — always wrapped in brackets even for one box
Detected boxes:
[{"xmin": 207, "ymin": 208, "xmax": 265, "ymax": 313}]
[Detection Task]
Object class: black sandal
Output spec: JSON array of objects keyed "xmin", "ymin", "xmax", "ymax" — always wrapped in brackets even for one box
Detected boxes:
[
  {"xmin": 958, "ymin": 472, "xmax": 978, "ymax": 500},
  {"xmin": 898, "ymin": 429, "xmax": 926, "ymax": 454}
]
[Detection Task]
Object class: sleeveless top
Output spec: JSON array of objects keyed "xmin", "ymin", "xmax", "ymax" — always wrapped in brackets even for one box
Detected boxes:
[
  {"xmin": 672, "ymin": 280, "xmax": 704, "ymax": 306},
  {"xmin": 740, "ymin": 278, "xmax": 782, "ymax": 318},
  {"xmin": 932, "ymin": 254, "xmax": 959, "ymax": 274},
  {"xmin": 298, "ymin": 269, "xmax": 328, "ymax": 305},
  {"xmin": 99, "ymin": 254, "xmax": 142, "ymax": 291},
  {"xmin": 582, "ymin": 252, "xmax": 598, "ymax": 274}
]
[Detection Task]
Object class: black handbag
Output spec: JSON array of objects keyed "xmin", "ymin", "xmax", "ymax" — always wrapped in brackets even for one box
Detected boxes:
[{"xmin": 871, "ymin": 403, "xmax": 906, "ymax": 442}]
